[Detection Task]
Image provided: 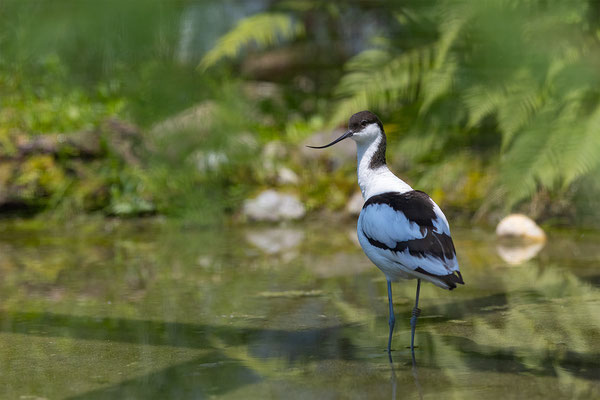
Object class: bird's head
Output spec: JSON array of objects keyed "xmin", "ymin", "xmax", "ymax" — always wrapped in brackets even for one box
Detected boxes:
[{"xmin": 307, "ymin": 110, "xmax": 385, "ymax": 149}]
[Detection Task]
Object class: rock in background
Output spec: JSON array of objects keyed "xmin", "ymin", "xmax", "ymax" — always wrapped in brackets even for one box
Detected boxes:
[
  {"xmin": 496, "ymin": 214, "xmax": 546, "ymax": 265},
  {"xmin": 496, "ymin": 214, "xmax": 546, "ymax": 241},
  {"xmin": 345, "ymin": 191, "xmax": 364, "ymax": 216},
  {"xmin": 243, "ymin": 190, "xmax": 305, "ymax": 222}
]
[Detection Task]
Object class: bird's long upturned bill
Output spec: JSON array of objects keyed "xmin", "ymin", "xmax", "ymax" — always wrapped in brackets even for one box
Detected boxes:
[{"xmin": 306, "ymin": 131, "xmax": 353, "ymax": 149}]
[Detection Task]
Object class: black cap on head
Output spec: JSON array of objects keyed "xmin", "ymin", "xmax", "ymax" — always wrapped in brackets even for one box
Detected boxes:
[
  {"xmin": 348, "ymin": 110, "xmax": 384, "ymax": 133},
  {"xmin": 350, "ymin": 110, "xmax": 386, "ymax": 168}
]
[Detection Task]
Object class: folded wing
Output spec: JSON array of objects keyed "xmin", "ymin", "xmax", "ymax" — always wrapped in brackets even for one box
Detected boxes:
[{"xmin": 359, "ymin": 191, "xmax": 463, "ymax": 289}]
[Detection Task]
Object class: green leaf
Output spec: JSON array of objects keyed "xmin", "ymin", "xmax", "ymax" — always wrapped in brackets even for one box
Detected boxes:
[
  {"xmin": 331, "ymin": 46, "xmax": 434, "ymax": 125},
  {"xmin": 199, "ymin": 13, "xmax": 304, "ymax": 70}
]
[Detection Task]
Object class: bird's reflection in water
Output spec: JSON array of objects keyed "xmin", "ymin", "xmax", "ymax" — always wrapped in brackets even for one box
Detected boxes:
[
  {"xmin": 388, "ymin": 352, "xmax": 397, "ymax": 400},
  {"xmin": 388, "ymin": 351, "xmax": 423, "ymax": 400},
  {"xmin": 411, "ymin": 356, "xmax": 424, "ymax": 400}
]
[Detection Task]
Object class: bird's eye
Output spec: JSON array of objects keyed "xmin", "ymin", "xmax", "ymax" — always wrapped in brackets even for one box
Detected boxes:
[{"xmin": 360, "ymin": 120, "xmax": 368, "ymax": 127}]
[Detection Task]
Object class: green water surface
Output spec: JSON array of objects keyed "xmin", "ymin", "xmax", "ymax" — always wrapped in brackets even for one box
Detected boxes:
[{"xmin": 0, "ymin": 219, "xmax": 598, "ymax": 399}]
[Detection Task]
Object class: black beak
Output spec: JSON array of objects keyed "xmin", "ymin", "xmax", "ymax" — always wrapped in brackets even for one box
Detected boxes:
[{"xmin": 306, "ymin": 131, "xmax": 353, "ymax": 149}]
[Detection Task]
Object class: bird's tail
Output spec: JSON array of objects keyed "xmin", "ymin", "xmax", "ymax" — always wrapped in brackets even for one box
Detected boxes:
[{"xmin": 415, "ymin": 268, "xmax": 464, "ymax": 290}]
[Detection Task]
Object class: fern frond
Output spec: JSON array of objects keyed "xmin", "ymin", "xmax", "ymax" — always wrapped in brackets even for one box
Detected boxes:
[
  {"xmin": 500, "ymin": 106, "xmax": 559, "ymax": 204},
  {"xmin": 199, "ymin": 13, "xmax": 304, "ymax": 70},
  {"xmin": 329, "ymin": 0, "xmax": 600, "ymax": 211},
  {"xmin": 558, "ymin": 105, "xmax": 600, "ymax": 186},
  {"xmin": 396, "ymin": 127, "xmax": 447, "ymax": 162},
  {"xmin": 497, "ymin": 72, "xmax": 543, "ymax": 150},
  {"xmin": 420, "ymin": 56, "xmax": 457, "ymax": 113},
  {"xmin": 462, "ymin": 85, "xmax": 505, "ymax": 129},
  {"xmin": 435, "ymin": 0, "xmax": 473, "ymax": 67},
  {"xmin": 331, "ymin": 46, "xmax": 434, "ymax": 125},
  {"xmin": 499, "ymin": 96, "xmax": 598, "ymax": 205}
]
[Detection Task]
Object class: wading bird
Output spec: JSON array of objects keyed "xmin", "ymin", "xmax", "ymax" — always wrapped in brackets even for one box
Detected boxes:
[{"xmin": 308, "ymin": 111, "xmax": 464, "ymax": 355}]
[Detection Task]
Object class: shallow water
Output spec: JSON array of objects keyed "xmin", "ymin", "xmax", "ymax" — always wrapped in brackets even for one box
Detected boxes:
[{"xmin": 0, "ymin": 218, "xmax": 598, "ymax": 399}]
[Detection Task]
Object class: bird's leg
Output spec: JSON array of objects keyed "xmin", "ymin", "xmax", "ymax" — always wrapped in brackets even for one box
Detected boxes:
[
  {"xmin": 410, "ymin": 279, "xmax": 421, "ymax": 357},
  {"xmin": 387, "ymin": 280, "xmax": 395, "ymax": 355}
]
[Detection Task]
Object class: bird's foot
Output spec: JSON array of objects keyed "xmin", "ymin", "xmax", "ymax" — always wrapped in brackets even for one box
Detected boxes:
[{"xmin": 411, "ymin": 307, "xmax": 421, "ymax": 317}]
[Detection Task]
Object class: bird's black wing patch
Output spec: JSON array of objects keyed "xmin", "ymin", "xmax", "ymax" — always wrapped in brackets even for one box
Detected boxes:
[
  {"xmin": 363, "ymin": 190, "xmax": 437, "ymax": 234},
  {"xmin": 364, "ymin": 229, "xmax": 456, "ymax": 262},
  {"xmin": 361, "ymin": 191, "xmax": 462, "ymax": 283}
]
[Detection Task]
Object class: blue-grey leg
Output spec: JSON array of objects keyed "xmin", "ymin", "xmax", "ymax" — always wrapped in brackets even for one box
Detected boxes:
[
  {"xmin": 387, "ymin": 280, "xmax": 395, "ymax": 354},
  {"xmin": 410, "ymin": 279, "xmax": 421, "ymax": 358}
]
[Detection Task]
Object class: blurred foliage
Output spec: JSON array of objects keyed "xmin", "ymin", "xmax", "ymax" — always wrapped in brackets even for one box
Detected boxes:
[
  {"xmin": 0, "ymin": 55, "xmax": 155, "ymax": 216},
  {"xmin": 202, "ymin": 0, "xmax": 600, "ymax": 226},
  {"xmin": 0, "ymin": 0, "xmax": 234, "ymax": 220},
  {"xmin": 330, "ymin": 0, "xmax": 600, "ymax": 211},
  {"xmin": 200, "ymin": 12, "xmax": 304, "ymax": 70},
  {"xmin": 0, "ymin": 56, "xmax": 124, "ymax": 134},
  {"xmin": 2, "ymin": 0, "xmax": 600, "ymax": 226}
]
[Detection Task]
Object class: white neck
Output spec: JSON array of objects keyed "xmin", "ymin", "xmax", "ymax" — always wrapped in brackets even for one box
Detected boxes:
[{"xmin": 356, "ymin": 135, "xmax": 412, "ymax": 200}]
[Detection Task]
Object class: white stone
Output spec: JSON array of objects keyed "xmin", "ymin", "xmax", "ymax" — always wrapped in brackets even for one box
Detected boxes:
[
  {"xmin": 262, "ymin": 141, "xmax": 287, "ymax": 160},
  {"xmin": 496, "ymin": 242, "xmax": 545, "ymax": 265},
  {"xmin": 345, "ymin": 191, "xmax": 364, "ymax": 216},
  {"xmin": 261, "ymin": 142, "xmax": 287, "ymax": 176},
  {"xmin": 276, "ymin": 167, "xmax": 299, "ymax": 185},
  {"xmin": 245, "ymin": 228, "xmax": 304, "ymax": 255},
  {"xmin": 496, "ymin": 214, "xmax": 546, "ymax": 241},
  {"xmin": 243, "ymin": 190, "xmax": 305, "ymax": 222}
]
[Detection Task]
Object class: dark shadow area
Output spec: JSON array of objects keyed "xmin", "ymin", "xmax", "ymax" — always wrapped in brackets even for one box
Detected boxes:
[
  {"xmin": 0, "ymin": 202, "xmax": 43, "ymax": 218},
  {"xmin": 72, "ymin": 349, "xmax": 424, "ymax": 400},
  {"xmin": 581, "ymin": 274, "xmax": 600, "ymax": 288},
  {"xmin": 442, "ymin": 336, "xmax": 600, "ymax": 381},
  {"xmin": 0, "ymin": 310, "xmax": 358, "ymax": 362},
  {"xmin": 67, "ymin": 351, "xmax": 261, "ymax": 400}
]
